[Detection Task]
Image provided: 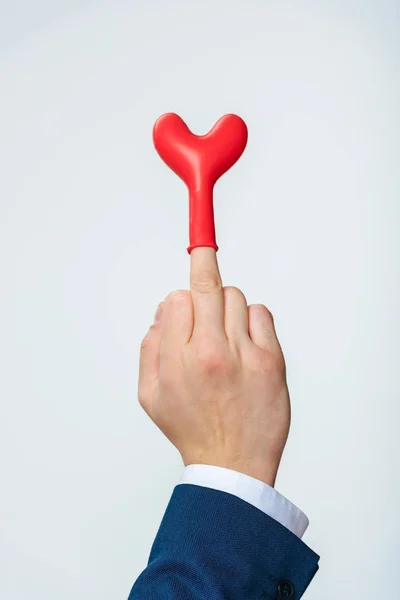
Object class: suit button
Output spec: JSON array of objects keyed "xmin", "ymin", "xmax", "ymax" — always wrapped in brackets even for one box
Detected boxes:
[{"xmin": 277, "ymin": 580, "xmax": 294, "ymax": 599}]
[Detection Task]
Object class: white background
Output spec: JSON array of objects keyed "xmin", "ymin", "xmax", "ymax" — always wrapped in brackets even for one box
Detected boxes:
[{"xmin": 0, "ymin": 1, "xmax": 399, "ymax": 598}]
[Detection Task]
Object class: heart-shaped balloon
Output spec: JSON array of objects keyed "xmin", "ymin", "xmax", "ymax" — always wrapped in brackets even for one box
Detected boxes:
[{"xmin": 153, "ymin": 113, "xmax": 248, "ymax": 253}]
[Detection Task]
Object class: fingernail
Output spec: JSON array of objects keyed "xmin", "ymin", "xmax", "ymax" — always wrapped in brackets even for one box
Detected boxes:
[{"xmin": 154, "ymin": 303, "xmax": 163, "ymax": 323}]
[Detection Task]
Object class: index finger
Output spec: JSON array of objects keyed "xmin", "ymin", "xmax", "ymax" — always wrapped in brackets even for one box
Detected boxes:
[{"xmin": 190, "ymin": 247, "xmax": 225, "ymax": 334}]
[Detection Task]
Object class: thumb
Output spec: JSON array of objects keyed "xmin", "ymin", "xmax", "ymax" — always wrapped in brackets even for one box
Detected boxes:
[{"xmin": 138, "ymin": 303, "xmax": 163, "ymax": 414}]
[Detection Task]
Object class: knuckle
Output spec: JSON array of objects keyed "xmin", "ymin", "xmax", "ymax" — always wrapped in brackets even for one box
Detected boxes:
[
  {"xmin": 164, "ymin": 289, "xmax": 191, "ymax": 305},
  {"xmin": 196, "ymin": 342, "xmax": 228, "ymax": 374},
  {"xmin": 253, "ymin": 303, "xmax": 274, "ymax": 323},
  {"xmin": 191, "ymin": 272, "xmax": 221, "ymax": 294},
  {"xmin": 252, "ymin": 348, "xmax": 285, "ymax": 374},
  {"xmin": 140, "ymin": 324, "xmax": 158, "ymax": 350},
  {"xmin": 223, "ymin": 285, "xmax": 245, "ymax": 299},
  {"xmin": 140, "ymin": 335, "xmax": 152, "ymax": 353},
  {"xmin": 137, "ymin": 386, "xmax": 150, "ymax": 411}
]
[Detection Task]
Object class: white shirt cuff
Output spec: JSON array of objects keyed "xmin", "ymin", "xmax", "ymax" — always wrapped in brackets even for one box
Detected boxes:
[{"xmin": 178, "ymin": 464, "xmax": 309, "ymax": 539}]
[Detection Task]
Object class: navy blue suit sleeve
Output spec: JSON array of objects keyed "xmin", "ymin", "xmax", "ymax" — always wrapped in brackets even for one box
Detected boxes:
[{"xmin": 129, "ymin": 484, "xmax": 319, "ymax": 600}]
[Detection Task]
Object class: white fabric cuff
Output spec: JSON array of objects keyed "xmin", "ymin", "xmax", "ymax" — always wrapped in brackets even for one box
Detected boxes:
[{"xmin": 178, "ymin": 464, "xmax": 309, "ymax": 539}]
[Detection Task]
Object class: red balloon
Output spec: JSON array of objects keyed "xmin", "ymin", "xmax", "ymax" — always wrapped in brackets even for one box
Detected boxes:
[{"xmin": 153, "ymin": 113, "xmax": 248, "ymax": 253}]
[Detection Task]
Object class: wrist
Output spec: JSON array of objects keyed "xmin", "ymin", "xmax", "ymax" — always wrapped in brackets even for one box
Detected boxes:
[{"xmin": 182, "ymin": 454, "xmax": 280, "ymax": 488}]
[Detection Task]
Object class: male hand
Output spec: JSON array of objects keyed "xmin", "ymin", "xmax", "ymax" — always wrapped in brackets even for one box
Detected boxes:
[{"xmin": 138, "ymin": 248, "xmax": 290, "ymax": 487}]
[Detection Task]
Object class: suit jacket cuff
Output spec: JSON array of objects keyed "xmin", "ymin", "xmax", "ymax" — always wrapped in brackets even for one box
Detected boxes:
[{"xmin": 179, "ymin": 464, "xmax": 309, "ymax": 538}]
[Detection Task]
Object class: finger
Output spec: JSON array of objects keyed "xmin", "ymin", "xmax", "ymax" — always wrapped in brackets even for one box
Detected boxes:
[
  {"xmin": 223, "ymin": 286, "xmax": 249, "ymax": 343},
  {"xmin": 190, "ymin": 247, "xmax": 224, "ymax": 334},
  {"xmin": 248, "ymin": 304, "xmax": 281, "ymax": 352},
  {"xmin": 161, "ymin": 290, "xmax": 193, "ymax": 350},
  {"xmin": 138, "ymin": 303, "xmax": 163, "ymax": 412}
]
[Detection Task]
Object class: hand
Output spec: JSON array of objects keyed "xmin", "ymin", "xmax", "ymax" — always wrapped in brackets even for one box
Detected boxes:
[{"xmin": 138, "ymin": 248, "xmax": 290, "ymax": 487}]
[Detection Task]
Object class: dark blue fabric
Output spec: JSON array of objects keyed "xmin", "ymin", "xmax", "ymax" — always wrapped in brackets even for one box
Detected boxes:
[{"xmin": 129, "ymin": 484, "xmax": 319, "ymax": 599}]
